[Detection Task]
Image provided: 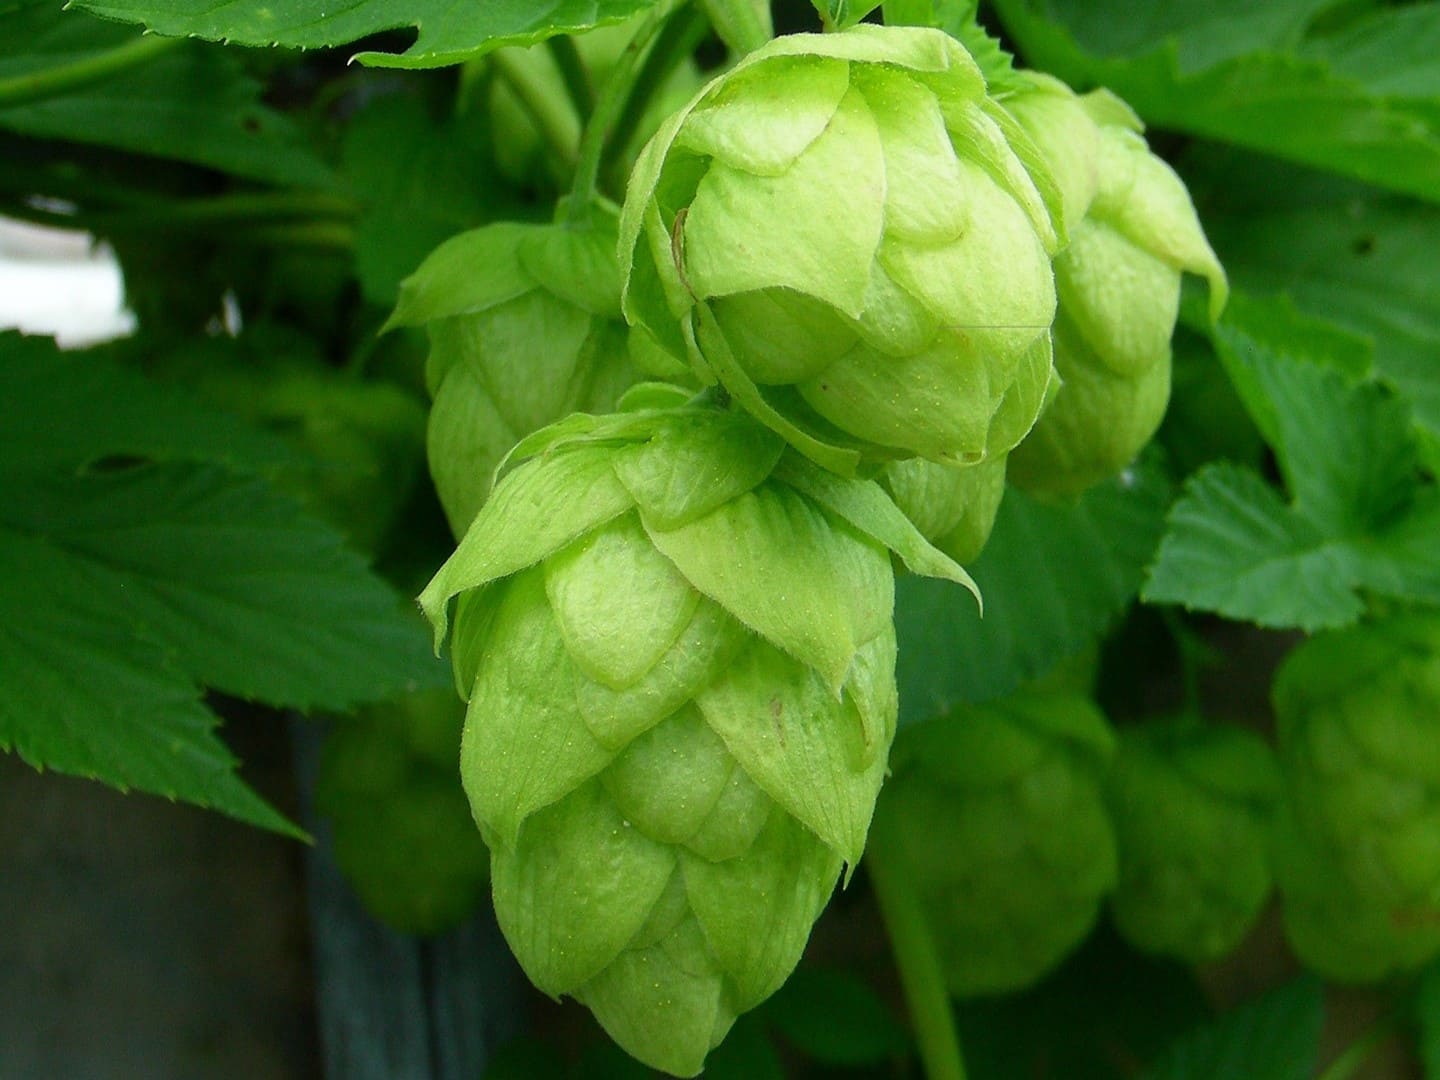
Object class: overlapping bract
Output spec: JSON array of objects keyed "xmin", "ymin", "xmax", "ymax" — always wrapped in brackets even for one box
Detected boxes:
[
  {"xmin": 387, "ymin": 204, "xmax": 639, "ymax": 537},
  {"xmin": 1272, "ymin": 615, "xmax": 1440, "ymax": 981},
  {"xmin": 869, "ymin": 693, "xmax": 1117, "ymax": 996},
  {"xmin": 880, "ymin": 453, "xmax": 1008, "ymax": 564},
  {"xmin": 621, "ymin": 24, "xmax": 1061, "ymax": 472},
  {"xmin": 1002, "ymin": 73, "xmax": 1227, "ymax": 496},
  {"xmin": 419, "ymin": 392, "xmax": 972, "ymax": 1075},
  {"xmin": 1107, "ymin": 722, "xmax": 1279, "ymax": 964}
]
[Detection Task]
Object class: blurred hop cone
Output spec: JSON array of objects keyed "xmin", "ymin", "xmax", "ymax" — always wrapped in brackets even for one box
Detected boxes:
[{"xmin": 869, "ymin": 692, "xmax": 1118, "ymax": 996}]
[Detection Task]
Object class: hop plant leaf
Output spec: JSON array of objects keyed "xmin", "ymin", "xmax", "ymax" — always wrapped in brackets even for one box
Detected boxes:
[
  {"xmin": 1107, "ymin": 721, "xmax": 1280, "ymax": 965},
  {"xmin": 620, "ymin": 24, "xmax": 1063, "ymax": 474},
  {"xmin": 419, "ymin": 393, "xmax": 973, "ymax": 1075},
  {"xmin": 869, "ymin": 692, "xmax": 1118, "ymax": 996},
  {"xmin": 1271, "ymin": 612, "xmax": 1440, "ymax": 981},
  {"xmin": 1002, "ymin": 72, "xmax": 1227, "ymax": 497}
]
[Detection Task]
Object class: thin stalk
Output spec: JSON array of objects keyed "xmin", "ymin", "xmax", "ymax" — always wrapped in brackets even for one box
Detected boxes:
[
  {"xmin": 547, "ymin": 33, "xmax": 594, "ymax": 121},
  {"xmin": 488, "ymin": 48, "xmax": 580, "ymax": 172},
  {"xmin": 868, "ymin": 839, "xmax": 968, "ymax": 1080},
  {"xmin": 0, "ymin": 34, "xmax": 181, "ymax": 110},
  {"xmin": 600, "ymin": 4, "xmax": 710, "ymax": 188},
  {"xmin": 564, "ymin": 1, "xmax": 683, "ymax": 222},
  {"xmin": 701, "ymin": 0, "xmax": 774, "ymax": 53}
]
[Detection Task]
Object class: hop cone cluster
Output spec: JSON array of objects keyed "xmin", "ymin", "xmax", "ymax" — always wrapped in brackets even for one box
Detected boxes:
[
  {"xmin": 1002, "ymin": 73, "xmax": 1227, "ymax": 496},
  {"xmin": 419, "ymin": 389, "xmax": 971, "ymax": 1075},
  {"xmin": 316, "ymin": 688, "xmax": 490, "ymax": 936},
  {"xmin": 1272, "ymin": 615, "xmax": 1440, "ymax": 981},
  {"xmin": 1106, "ymin": 722, "xmax": 1279, "ymax": 964},
  {"xmin": 621, "ymin": 24, "xmax": 1061, "ymax": 471},
  {"xmin": 868, "ymin": 693, "xmax": 1117, "ymax": 996},
  {"xmin": 388, "ymin": 204, "xmax": 639, "ymax": 537}
]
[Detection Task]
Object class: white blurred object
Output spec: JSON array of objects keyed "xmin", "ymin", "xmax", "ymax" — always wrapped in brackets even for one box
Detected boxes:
[{"xmin": 0, "ymin": 216, "xmax": 137, "ymax": 348}]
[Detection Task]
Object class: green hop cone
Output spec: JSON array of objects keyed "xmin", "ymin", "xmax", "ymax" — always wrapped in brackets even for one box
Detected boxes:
[
  {"xmin": 868, "ymin": 693, "xmax": 1117, "ymax": 996},
  {"xmin": 1002, "ymin": 74, "xmax": 1227, "ymax": 496},
  {"xmin": 316, "ymin": 688, "xmax": 490, "ymax": 937},
  {"xmin": 1272, "ymin": 614, "xmax": 1440, "ymax": 981},
  {"xmin": 620, "ymin": 24, "xmax": 1062, "ymax": 473},
  {"xmin": 419, "ymin": 388, "xmax": 973, "ymax": 1075},
  {"xmin": 879, "ymin": 453, "xmax": 1008, "ymax": 565},
  {"xmin": 387, "ymin": 202, "xmax": 640, "ymax": 537},
  {"xmin": 1106, "ymin": 722, "xmax": 1280, "ymax": 965}
]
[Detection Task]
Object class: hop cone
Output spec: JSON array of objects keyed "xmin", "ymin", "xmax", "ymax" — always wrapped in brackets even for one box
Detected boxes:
[
  {"xmin": 387, "ymin": 202, "xmax": 639, "ymax": 537},
  {"xmin": 419, "ymin": 388, "xmax": 972, "ymax": 1075},
  {"xmin": 316, "ymin": 688, "xmax": 490, "ymax": 936},
  {"xmin": 1272, "ymin": 614, "xmax": 1440, "ymax": 981},
  {"xmin": 868, "ymin": 693, "xmax": 1117, "ymax": 996},
  {"xmin": 1106, "ymin": 722, "xmax": 1279, "ymax": 964},
  {"xmin": 1003, "ymin": 74, "xmax": 1227, "ymax": 496},
  {"xmin": 880, "ymin": 454, "xmax": 1009, "ymax": 565},
  {"xmin": 620, "ymin": 24, "xmax": 1061, "ymax": 473}
]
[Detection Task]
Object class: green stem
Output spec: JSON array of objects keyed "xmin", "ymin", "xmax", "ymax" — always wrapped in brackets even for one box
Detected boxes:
[
  {"xmin": 1314, "ymin": 1010, "xmax": 1400, "ymax": 1080},
  {"xmin": 867, "ymin": 838, "xmax": 968, "ymax": 1080},
  {"xmin": 0, "ymin": 34, "xmax": 182, "ymax": 110},
  {"xmin": 564, "ymin": 1, "xmax": 684, "ymax": 222},
  {"xmin": 547, "ymin": 34, "xmax": 594, "ymax": 121},
  {"xmin": 488, "ymin": 48, "xmax": 580, "ymax": 172},
  {"xmin": 701, "ymin": 0, "xmax": 774, "ymax": 53},
  {"xmin": 600, "ymin": 4, "xmax": 709, "ymax": 190}
]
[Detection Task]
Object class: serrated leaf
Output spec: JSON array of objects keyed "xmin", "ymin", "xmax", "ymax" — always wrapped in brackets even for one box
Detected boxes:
[
  {"xmin": 1140, "ymin": 976, "xmax": 1322, "ymax": 1080},
  {"xmin": 3, "ymin": 464, "xmax": 445, "ymax": 710},
  {"xmin": 0, "ymin": 2, "xmax": 331, "ymax": 186},
  {"xmin": 1143, "ymin": 463, "xmax": 1360, "ymax": 631},
  {"xmin": 0, "ymin": 332, "xmax": 293, "ymax": 474},
  {"xmin": 895, "ymin": 461, "xmax": 1170, "ymax": 722},
  {"xmin": 1189, "ymin": 150, "xmax": 1440, "ymax": 456},
  {"xmin": 991, "ymin": 0, "xmax": 1440, "ymax": 203},
  {"xmin": 0, "ymin": 527, "xmax": 302, "ymax": 836},
  {"xmin": 70, "ymin": 0, "xmax": 663, "ymax": 69}
]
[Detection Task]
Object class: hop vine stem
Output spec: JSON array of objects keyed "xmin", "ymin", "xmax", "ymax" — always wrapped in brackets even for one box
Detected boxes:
[{"xmin": 867, "ymin": 838, "xmax": 969, "ymax": 1080}]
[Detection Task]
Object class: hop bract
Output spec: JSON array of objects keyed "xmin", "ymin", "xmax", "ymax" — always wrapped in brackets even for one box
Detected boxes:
[
  {"xmin": 419, "ymin": 388, "xmax": 973, "ymax": 1076},
  {"xmin": 880, "ymin": 454, "xmax": 1008, "ymax": 565},
  {"xmin": 868, "ymin": 693, "xmax": 1117, "ymax": 996},
  {"xmin": 388, "ymin": 203, "xmax": 638, "ymax": 537},
  {"xmin": 620, "ymin": 24, "xmax": 1061, "ymax": 473},
  {"xmin": 1272, "ymin": 615, "xmax": 1440, "ymax": 981},
  {"xmin": 1003, "ymin": 74, "xmax": 1227, "ymax": 496},
  {"xmin": 1106, "ymin": 722, "xmax": 1279, "ymax": 965}
]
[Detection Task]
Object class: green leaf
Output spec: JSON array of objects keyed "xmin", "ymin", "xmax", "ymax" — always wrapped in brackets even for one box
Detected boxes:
[
  {"xmin": 761, "ymin": 967, "xmax": 910, "ymax": 1067},
  {"xmin": 70, "ymin": 0, "xmax": 663, "ymax": 69},
  {"xmin": 1140, "ymin": 976, "xmax": 1322, "ymax": 1080},
  {"xmin": 3, "ymin": 464, "xmax": 445, "ymax": 711},
  {"xmin": 0, "ymin": 2, "xmax": 331, "ymax": 186},
  {"xmin": 1144, "ymin": 304, "xmax": 1440, "ymax": 630},
  {"xmin": 1189, "ymin": 150, "xmax": 1440, "ymax": 457},
  {"xmin": 990, "ymin": 0, "xmax": 1440, "ymax": 203},
  {"xmin": 1143, "ymin": 463, "xmax": 1362, "ymax": 631},
  {"xmin": 895, "ymin": 460, "xmax": 1170, "ymax": 723},
  {"xmin": 0, "ymin": 525, "xmax": 301, "ymax": 837},
  {"xmin": 0, "ymin": 332, "xmax": 294, "ymax": 474},
  {"xmin": 342, "ymin": 93, "xmax": 519, "ymax": 305}
]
